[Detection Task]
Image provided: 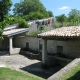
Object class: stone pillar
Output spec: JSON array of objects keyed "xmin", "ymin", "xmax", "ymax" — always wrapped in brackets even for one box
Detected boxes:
[
  {"xmin": 42, "ymin": 39, "xmax": 48, "ymax": 68},
  {"xmin": 9, "ymin": 37, "xmax": 13, "ymax": 55}
]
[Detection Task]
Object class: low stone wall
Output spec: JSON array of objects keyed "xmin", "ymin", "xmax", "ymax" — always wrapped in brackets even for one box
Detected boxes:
[
  {"xmin": 48, "ymin": 56, "xmax": 57, "ymax": 66},
  {"xmin": 53, "ymin": 56, "xmax": 72, "ymax": 66},
  {"xmin": 48, "ymin": 58, "xmax": 80, "ymax": 80},
  {"xmin": 20, "ymin": 50, "xmax": 41, "ymax": 60}
]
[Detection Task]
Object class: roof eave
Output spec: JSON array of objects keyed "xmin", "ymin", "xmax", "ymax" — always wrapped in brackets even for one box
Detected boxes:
[
  {"xmin": 8, "ymin": 29, "xmax": 29, "ymax": 37},
  {"xmin": 3, "ymin": 28, "xmax": 29, "ymax": 37},
  {"xmin": 37, "ymin": 35, "xmax": 80, "ymax": 40}
]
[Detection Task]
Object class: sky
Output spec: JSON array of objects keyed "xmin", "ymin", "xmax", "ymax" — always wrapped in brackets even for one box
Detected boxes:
[{"xmin": 10, "ymin": 0, "xmax": 80, "ymax": 16}]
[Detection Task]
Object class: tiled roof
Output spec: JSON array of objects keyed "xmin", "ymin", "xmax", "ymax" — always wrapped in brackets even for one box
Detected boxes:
[
  {"xmin": 2, "ymin": 28, "xmax": 29, "ymax": 37},
  {"xmin": 38, "ymin": 26, "xmax": 80, "ymax": 38}
]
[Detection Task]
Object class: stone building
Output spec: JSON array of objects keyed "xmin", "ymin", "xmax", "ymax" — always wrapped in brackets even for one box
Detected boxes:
[
  {"xmin": 0, "ymin": 24, "xmax": 29, "ymax": 55},
  {"xmin": 37, "ymin": 26, "xmax": 80, "ymax": 66}
]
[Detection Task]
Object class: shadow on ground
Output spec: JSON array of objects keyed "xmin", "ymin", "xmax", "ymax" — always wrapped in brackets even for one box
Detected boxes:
[
  {"xmin": 67, "ymin": 71, "xmax": 80, "ymax": 80},
  {"xmin": 0, "ymin": 51, "xmax": 9, "ymax": 56},
  {"xmin": 20, "ymin": 62, "xmax": 62, "ymax": 79}
]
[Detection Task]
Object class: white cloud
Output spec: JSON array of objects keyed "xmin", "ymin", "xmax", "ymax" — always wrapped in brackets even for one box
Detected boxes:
[{"xmin": 58, "ymin": 6, "xmax": 69, "ymax": 10}]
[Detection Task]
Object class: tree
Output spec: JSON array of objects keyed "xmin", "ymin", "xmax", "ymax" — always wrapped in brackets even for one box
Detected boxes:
[
  {"xmin": 47, "ymin": 11, "xmax": 54, "ymax": 17},
  {"xmin": 23, "ymin": 12, "xmax": 49, "ymax": 21},
  {"xmin": 68, "ymin": 9, "xmax": 80, "ymax": 25},
  {"xmin": 68, "ymin": 9, "xmax": 80, "ymax": 18},
  {"xmin": 56, "ymin": 14, "xmax": 67, "ymax": 22},
  {"xmin": 0, "ymin": 0, "xmax": 12, "ymax": 22},
  {"xmin": 0, "ymin": 0, "xmax": 12, "ymax": 40},
  {"xmin": 13, "ymin": 0, "xmax": 49, "ymax": 17},
  {"xmin": 55, "ymin": 14, "xmax": 67, "ymax": 27}
]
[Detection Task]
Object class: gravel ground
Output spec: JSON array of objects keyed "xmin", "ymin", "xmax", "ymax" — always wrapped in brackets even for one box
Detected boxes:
[{"xmin": 0, "ymin": 54, "xmax": 62, "ymax": 79}]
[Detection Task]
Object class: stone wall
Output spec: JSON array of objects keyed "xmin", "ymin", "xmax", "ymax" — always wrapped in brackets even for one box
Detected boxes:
[
  {"xmin": 47, "ymin": 40, "xmax": 80, "ymax": 58},
  {"xmin": 26, "ymin": 37, "xmax": 41, "ymax": 51},
  {"xmin": 1, "ymin": 37, "xmax": 9, "ymax": 50},
  {"xmin": 14, "ymin": 36, "xmax": 41, "ymax": 51},
  {"xmin": 14, "ymin": 36, "xmax": 80, "ymax": 58},
  {"xmin": 0, "ymin": 40, "xmax": 2, "ymax": 50},
  {"xmin": 13, "ymin": 37, "xmax": 27, "ymax": 48}
]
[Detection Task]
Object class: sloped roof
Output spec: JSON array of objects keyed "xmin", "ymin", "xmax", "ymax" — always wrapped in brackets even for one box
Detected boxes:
[
  {"xmin": 38, "ymin": 26, "xmax": 80, "ymax": 38},
  {"xmin": 3, "ymin": 24, "xmax": 18, "ymax": 31},
  {"xmin": 2, "ymin": 28, "xmax": 29, "ymax": 37}
]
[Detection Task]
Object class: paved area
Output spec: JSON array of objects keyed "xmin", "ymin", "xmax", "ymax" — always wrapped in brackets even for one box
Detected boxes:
[{"xmin": 0, "ymin": 54, "xmax": 62, "ymax": 79}]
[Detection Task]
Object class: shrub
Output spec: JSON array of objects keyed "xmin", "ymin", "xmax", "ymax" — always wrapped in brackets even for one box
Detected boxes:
[
  {"xmin": 40, "ymin": 25, "xmax": 45, "ymax": 31},
  {"xmin": 54, "ymin": 22, "xmax": 62, "ymax": 28},
  {"xmin": 29, "ymin": 30, "xmax": 40, "ymax": 36},
  {"xmin": 4, "ymin": 16, "xmax": 29, "ymax": 28},
  {"xmin": 18, "ymin": 19, "xmax": 29, "ymax": 28}
]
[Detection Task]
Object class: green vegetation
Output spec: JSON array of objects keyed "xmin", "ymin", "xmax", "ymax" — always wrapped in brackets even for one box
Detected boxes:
[
  {"xmin": 60, "ymin": 64, "xmax": 80, "ymax": 80},
  {"xmin": 13, "ymin": 0, "xmax": 50, "ymax": 18},
  {"xmin": 47, "ymin": 11, "xmax": 54, "ymax": 17},
  {"xmin": 18, "ymin": 19, "xmax": 29, "ymax": 28},
  {"xmin": 0, "ymin": 0, "xmax": 12, "ymax": 22},
  {"xmin": 0, "ymin": 0, "xmax": 80, "ymax": 39},
  {"xmin": 29, "ymin": 30, "xmax": 40, "ymax": 36},
  {"xmin": 23, "ymin": 12, "xmax": 49, "ymax": 21},
  {"xmin": 54, "ymin": 21, "xmax": 75, "ymax": 28},
  {"xmin": 0, "ymin": 16, "xmax": 29, "ymax": 39},
  {"xmin": 0, "ymin": 68, "xmax": 43, "ymax": 80},
  {"xmin": 56, "ymin": 14, "xmax": 67, "ymax": 23},
  {"xmin": 0, "ymin": 0, "xmax": 53, "ymax": 40},
  {"xmin": 29, "ymin": 29, "xmax": 50, "ymax": 36},
  {"xmin": 4, "ymin": 16, "xmax": 29, "ymax": 28},
  {"xmin": 55, "ymin": 9, "xmax": 80, "ymax": 28},
  {"xmin": 0, "ymin": 0, "xmax": 12, "ymax": 39}
]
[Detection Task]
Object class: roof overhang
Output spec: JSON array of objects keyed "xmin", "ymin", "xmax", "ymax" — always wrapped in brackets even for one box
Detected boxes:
[
  {"xmin": 37, "ymin": 36, "xmax": 80, "ymax": 41},
  {"xmin": 2, "ymin": 28, "xmax": 29, "ymax": 37}
]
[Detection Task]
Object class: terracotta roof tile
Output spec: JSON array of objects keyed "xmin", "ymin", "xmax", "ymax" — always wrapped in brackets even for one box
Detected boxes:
[{"xmin": 38, "ymin": 26, "xmax": 80, "ymax": 37}]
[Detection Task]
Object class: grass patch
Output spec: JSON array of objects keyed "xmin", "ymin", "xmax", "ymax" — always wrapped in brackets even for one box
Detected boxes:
[
  {"xmin": 60, "ymin": 64, "xmax": 80, "ymax": 80},
  {"xmin": 0, "ymin": 67, "xmax": 43, "ymax": 80}
]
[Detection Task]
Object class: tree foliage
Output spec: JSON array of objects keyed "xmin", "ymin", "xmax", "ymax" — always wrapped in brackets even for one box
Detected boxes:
[
  {"xmin": 13, "ymin": 0, "xmax": 49, "ymax": 17},
  {"xmin": 68, "ymin": 9, "xmax": 80, "ymax": 22},
  {"xmin": 68, "ymin": 9, "xmax": 80, "ymax": 18},
  {"xmin": 0, "ymin": 0, "xmax": 12, "ymax": 39},
  {"xmin": 23, "ymin": 12, "xmax": 49, "ymax": 21},
  {"xmin": 0, "ymin": 16, "xmax": 29, "ymax": 39},
  {"xmin": 0, "ymin": 0, "xmax": 12, "ymax": 22},
  {"xmin": 3, "ymin": 16, "xmax": 29, "ymax": 28},
  {"xmin": 56, "ymin": 14, "xmax": 67, "ymax": 22},
  {"xmin": 47, "ymin": 11, "xmax": 54, "ymax": 17}
]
